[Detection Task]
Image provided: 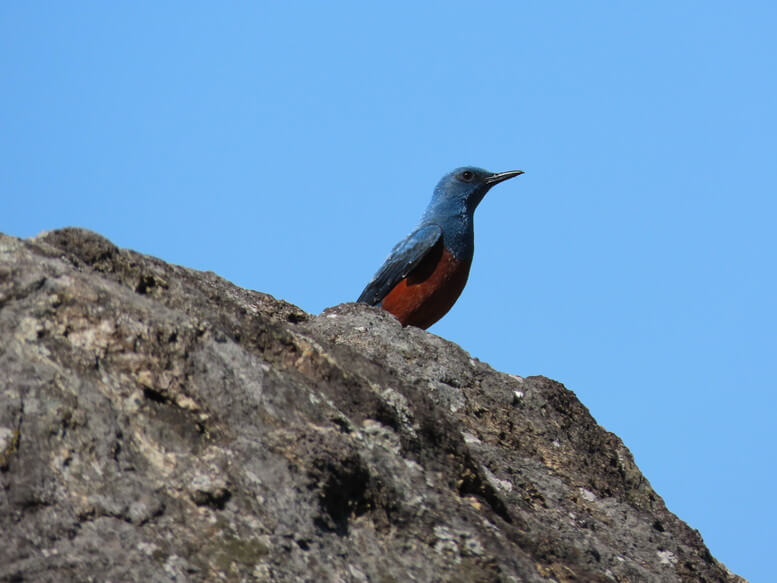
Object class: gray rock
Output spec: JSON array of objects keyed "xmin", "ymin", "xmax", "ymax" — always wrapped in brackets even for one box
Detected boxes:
[{"xmin": 0, "ymin": 228, "xmax": 745, "ymax": 582}]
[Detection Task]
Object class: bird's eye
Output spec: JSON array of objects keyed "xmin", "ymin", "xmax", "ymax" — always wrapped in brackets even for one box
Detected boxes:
[{"xmin": 459, "ymin": 170, "xmax": 474, "ymax": 182}]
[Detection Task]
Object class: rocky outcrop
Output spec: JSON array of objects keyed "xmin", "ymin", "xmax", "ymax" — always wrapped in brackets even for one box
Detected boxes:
[{"xmin": 0, "ymin": 228, "xmax": 744, "ymax": 582}]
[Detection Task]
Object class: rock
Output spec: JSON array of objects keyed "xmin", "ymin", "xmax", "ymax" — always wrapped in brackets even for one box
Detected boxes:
[{"xmin": 0, "ymin": 228, "xmax": 745, "ymax": 582}]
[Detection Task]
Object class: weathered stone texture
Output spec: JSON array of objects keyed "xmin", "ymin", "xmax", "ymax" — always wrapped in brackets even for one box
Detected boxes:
[{"xmin": 0, "ymin": 228, "xmax": 744, "ymax": 582}]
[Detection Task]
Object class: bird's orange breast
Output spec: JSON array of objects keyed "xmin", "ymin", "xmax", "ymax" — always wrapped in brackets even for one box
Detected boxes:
[{"xmin": 380, "ymin": 242, "xmax": 472, "ymax": 329}]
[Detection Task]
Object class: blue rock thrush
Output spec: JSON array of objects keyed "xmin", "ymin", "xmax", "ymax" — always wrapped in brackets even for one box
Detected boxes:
[{"xmin": 357, "ymin": 166, "xmax": 523, "ymax": 329}]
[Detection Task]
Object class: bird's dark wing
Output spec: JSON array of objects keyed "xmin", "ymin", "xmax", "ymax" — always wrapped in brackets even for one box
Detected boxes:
[{"xmin": 357, "ymin": 224, "xmax": 442, "ymax": 305}]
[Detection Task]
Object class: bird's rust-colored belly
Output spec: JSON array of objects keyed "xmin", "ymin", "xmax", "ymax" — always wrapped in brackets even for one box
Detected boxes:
[{"xmin": 380, "ymin": 243, "xmax": 471, "ymax": 330}]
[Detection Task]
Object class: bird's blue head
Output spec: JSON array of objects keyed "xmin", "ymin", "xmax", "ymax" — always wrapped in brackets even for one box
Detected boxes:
[{"xmin": 425, "ymin": 166, "xmax": 524, "ymax": 219}]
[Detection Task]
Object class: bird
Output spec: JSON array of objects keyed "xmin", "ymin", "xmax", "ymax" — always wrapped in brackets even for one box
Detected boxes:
[{"xmin": 357, "ymin": 166, "xmax": 523, "ymax": 329}]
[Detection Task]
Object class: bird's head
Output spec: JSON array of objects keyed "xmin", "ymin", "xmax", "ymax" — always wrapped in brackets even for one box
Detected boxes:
[{"xmin": 431, "ymin": 166, "xmax": 524, "ymax": 215}]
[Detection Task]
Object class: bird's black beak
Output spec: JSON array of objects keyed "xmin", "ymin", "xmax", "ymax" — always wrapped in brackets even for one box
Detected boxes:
[{"xmin": 485, "ymin": 170, "xmax": 525, "ymax": 185}]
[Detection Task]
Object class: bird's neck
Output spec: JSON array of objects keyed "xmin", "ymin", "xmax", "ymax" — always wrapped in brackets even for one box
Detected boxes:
[
  {"xmin": 421, "ymin": 196, "xmax": 467, "ymax": 222},
  {"xmin": 420, "ymin": 201, "xmax": 475, "ymax": 260}
]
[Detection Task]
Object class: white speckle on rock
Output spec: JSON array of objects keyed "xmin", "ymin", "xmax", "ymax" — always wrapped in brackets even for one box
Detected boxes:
[
  {"xmin": 137, "ymin": 541, "xmax": 159, "ymax": 556},
  {"xmin": 40, "ymin": 547, "xmax": 60, "ymax": 557},
  {"xmin": 163, "ymin": 554, "xmax": 189, "ymax": 578},
  {"xmin": 552, "ymin": 440, "xmax": 561, "ymax": 448},
  {"xmin": 657, "ymin": 549, "xmax": 678, "ymax": 565},
  {"xmin": 128, "ymin": 501, "xmax": 152, "ymax": 524},
  {"xmin": 0, "ymin": 427, "xmax": 14, "ymax": 452},
  {"xmin": 381, "ymin": 387, "xmax": 417, "ymax": 437},
  {"xmin": 18, "ymin": 316, "xmax": 49, "ymax": 354},
  {"xmin": 174, "ymin": 394, "xmax": 200, "ymax": 412},
  {"xmin": 353, "ymin": 326, "xmax": 366, "ymax": 332},
  {"xmin": 123, "ymin": 390, "xmax": 144, "ymax": 414},
  {"xmin": 404, "ymin": 459, "xmax": 423, "ymax": 473},
  {"xmin": 462, "ymin": 431, "xmax": 481, "ymax": 445},
  {"xmin": 433, "ymin": 526, "xmax": 460, "ymax": 560},
  {"xmin": 348, "ymin": 564, "xmax": 368, "ymax": 582},
  {"xmin": 483, "ymin": 467, "xmax": 513, "ymax": 492},
  {"xmin": 326, "ymin": 313, "xmax": 338, "ymax": 319},
  {"xmin": 578, "ymin": 488, "xmax": 596, "ymax": 502},
  {"xmin": 253, "ymin": 563, "xmax": 272, "ymax": 580},
  {"xmin": 361, "ymin": 419, "xmax": 400, "ymax": 454},
  {"xmin": 433, "ymin": 526, "xmax": 484, "ymax": 559},
  {"xmin": 463, "ymin": 535, "xmax": 484, "ymax": 556}
]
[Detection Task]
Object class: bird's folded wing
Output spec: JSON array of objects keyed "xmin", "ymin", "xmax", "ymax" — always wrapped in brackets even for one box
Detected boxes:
[{"xmin": 357, "ymin": 224, "xmax": 442, "ymax": 305}]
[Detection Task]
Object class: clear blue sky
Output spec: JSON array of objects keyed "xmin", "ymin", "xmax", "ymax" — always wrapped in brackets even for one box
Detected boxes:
[{"xmin": 2, "ymin": 3, "xmax": 775, "ymax": 580}]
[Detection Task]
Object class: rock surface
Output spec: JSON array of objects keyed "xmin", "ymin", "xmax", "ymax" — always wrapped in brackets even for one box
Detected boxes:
[{"xmin": 0, "ymin": 228, "xmax": 744, "ymax": 583}]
